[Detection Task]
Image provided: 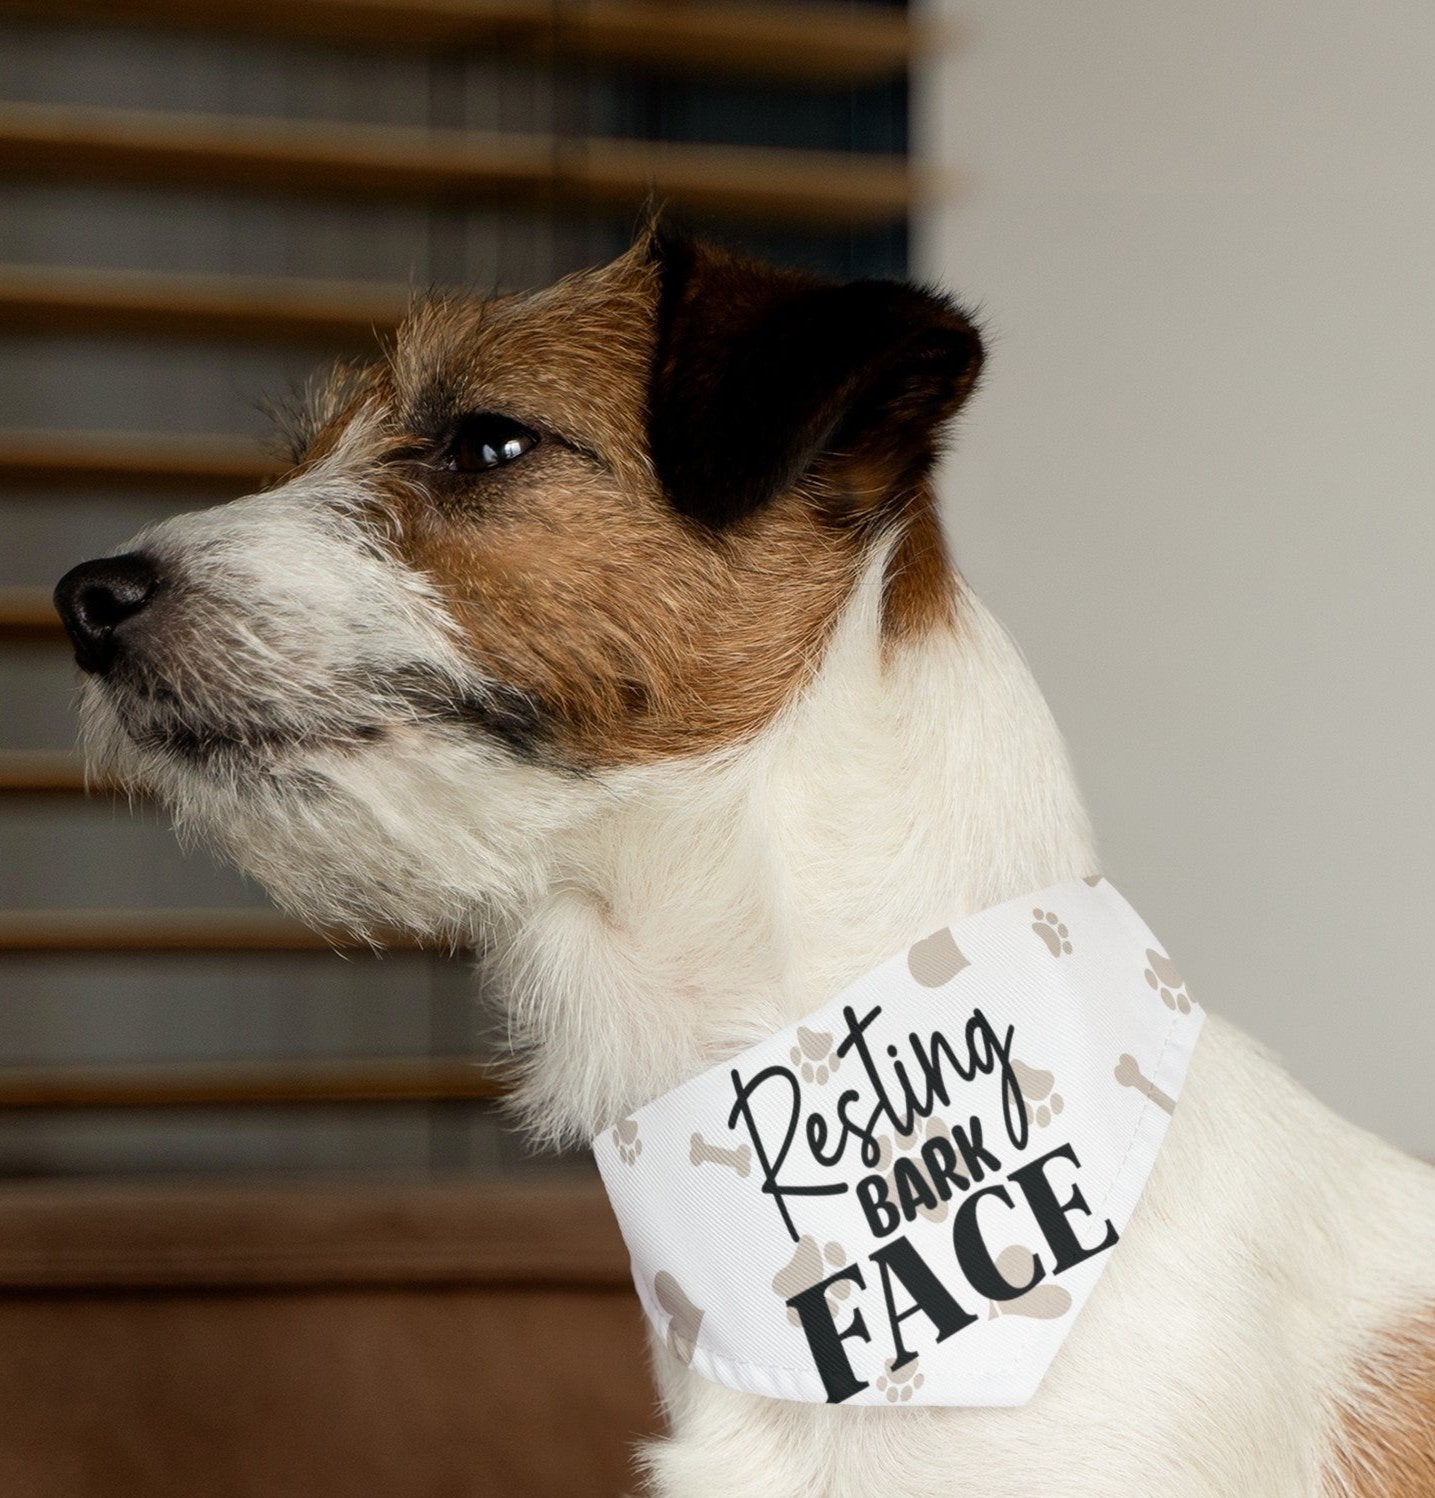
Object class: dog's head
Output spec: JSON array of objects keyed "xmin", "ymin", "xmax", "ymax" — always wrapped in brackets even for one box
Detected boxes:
[{"xmin": 55, "ymin": 230, "xmax": 983, "ymax": 936}]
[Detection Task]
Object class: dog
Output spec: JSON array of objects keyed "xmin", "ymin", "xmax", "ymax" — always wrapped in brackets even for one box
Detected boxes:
[{"xmin": 54, "ymin": 227, "xmax": 1435, "ymax": 1496}]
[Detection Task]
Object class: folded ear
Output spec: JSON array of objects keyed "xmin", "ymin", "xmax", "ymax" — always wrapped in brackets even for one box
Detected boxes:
[{"xmin": 646, "ymin": 231, "xmax": 983, "ymax": 528}]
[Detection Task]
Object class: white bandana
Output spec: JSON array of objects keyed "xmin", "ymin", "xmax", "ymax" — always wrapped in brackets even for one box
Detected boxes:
[{"xmin": 593, "ymin": 878, "xmax": 1204, "ymax": 1406}]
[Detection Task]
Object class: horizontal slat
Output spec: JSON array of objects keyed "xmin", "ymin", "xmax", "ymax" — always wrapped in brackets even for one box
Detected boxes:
[
  {"xmin": 0, "ymin": 585, "xmax": 60, "ymax": 641},
  {"xmin": 0, "ymin": 0, "xmax": 917, "ymax": 85},
  {"xmin": 0, "ymin": 1056, "xmax": 504, "ymax": 1109},
  {"xmin": 0, "ymin": 262, "xmax": 407, "ymax": 346},
  {"xmin": 0, "ymin": 1180, "xmax": 623, "ymax": 1291},
  {"xmin": 0, "ymin": 101, "xmax": 920, "ymax": 227},
  {"xmin": 0, "ymin": 908, "xmax": 428, "ymax": 953},
  {"xmin": 0, "ymin": 428, "xmax": 278, "ymax": 490},
  {"xmin": 0, "ymin": 750, "xmax": 89, "ymax": 795},
  {"xmin": 572, "ymin": 0, "xmax": 919, "ymax": 83}
]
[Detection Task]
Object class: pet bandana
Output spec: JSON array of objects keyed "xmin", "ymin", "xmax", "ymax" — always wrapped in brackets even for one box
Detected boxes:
[{"xmin": 593, "ymin": 877, "xmax": 1204, "ymax": 1407}]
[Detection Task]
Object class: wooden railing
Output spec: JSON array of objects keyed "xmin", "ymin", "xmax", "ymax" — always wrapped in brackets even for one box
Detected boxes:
[
  {"xmin": 0, "ymin": 101, "xmax": 920, "ymax": 228},
  {"xmin": 0, "ymin": 0, "xmax": 919, "ymax": 85}
]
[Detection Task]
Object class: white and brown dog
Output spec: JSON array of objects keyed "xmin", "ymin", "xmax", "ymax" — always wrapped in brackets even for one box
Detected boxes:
[{"xmin": 55, "ymin": 229, "xmax": 1435, "ymax": 1496}]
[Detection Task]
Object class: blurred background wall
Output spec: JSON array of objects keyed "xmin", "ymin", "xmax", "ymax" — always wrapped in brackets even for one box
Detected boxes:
[{"xmin": 917, "ymin": 0, "xmax": 1435, "ymax": 1155}]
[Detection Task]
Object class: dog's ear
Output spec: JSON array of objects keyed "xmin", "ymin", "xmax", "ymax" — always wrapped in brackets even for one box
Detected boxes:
[{"xmin": 645, "ymin": 229, "xmax": 983, "ymax": 528}]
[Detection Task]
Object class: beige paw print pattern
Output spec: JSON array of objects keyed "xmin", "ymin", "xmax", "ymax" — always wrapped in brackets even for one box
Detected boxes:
[
  {"xmin": 986, "ymin": 1246, "xmax": 1073, "ymax": 1321},
  {"xmin": 907, "ymin": 927, "xmax": 970, "ymax": 987},
  {"xmin": 772, "ymin": 1235, "xmax": 852, "ymax": 1326},
  {"xmin": 876, "ymin": 1115, "xmax": 955, "ymax": 1224},
  {"xmin": 1032, "ymin": 909, "xmax": 1073, "ymax": 957},
  {"xmin": 874, "ymin": 1356, "xmax": 925, "ymax": 1402},
  {"xmin": 1011, "ymin": 1058, "xmax": 1064, "ymax": 1130},
  {"xmin": 1144, "ymin": 949, "xmax": 1192, "ymax": 1014},
  {"xmin": 654, "ymin": 1271, "xmax": 704, "ymax": 1366},
  {"xmin": 611, "ymin": 1117, "xmax": 642, "ymax": 1165},
  {"xmin": 790, "ymin": 1026, "xmax": 840, "ymax": 1085},
  {"xmin": 871, "ymin": 1116, "xmax": 924, "ymax": 1172}
]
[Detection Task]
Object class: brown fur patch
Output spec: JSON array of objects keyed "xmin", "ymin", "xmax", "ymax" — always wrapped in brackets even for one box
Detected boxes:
[
  {"xmin": 395, "ymin": 462, "xmax": 863, "ymax": 765},
  {"xmin": 293, "ymin": 239, "xmax": 965, "ymax": 765},
  {"xmin": 1328, "ymin": 1307, "xmax": 1435, "ymax": 1498},
  {"xmin": 881, "ymin": 492, "xmax": 961, "ymax": 645}
]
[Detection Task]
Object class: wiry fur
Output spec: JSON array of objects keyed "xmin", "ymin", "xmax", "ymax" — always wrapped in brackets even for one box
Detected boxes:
[{"xmin": 65, "ymin": 237, "xmax": 1435, "ymax": 1496}]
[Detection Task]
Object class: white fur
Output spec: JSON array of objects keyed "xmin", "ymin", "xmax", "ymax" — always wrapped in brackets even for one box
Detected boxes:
[
  {"xmin": 82, "ymin": 448, "xmax": 589, "ymax": 938},
  {"xmin": 80, "ymin": 490, "xmax": 1435, "ymax": 1496}
]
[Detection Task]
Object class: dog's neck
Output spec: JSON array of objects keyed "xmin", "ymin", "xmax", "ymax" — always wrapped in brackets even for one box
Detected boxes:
[{"xmin": 495, "ymin": 555, "xmax": 1096, "ymax": 1145}]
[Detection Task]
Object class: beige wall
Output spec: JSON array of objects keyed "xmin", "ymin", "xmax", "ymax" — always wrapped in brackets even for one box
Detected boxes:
[{"xmin": 916, "ymin": 2, "xmax": 1435, "ymax": 1154}]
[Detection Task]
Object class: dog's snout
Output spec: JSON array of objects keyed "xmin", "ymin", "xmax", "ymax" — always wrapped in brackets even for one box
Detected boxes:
[{"xmin": 54, "ymin": 552, "xmax": 160, "ymax": 674}]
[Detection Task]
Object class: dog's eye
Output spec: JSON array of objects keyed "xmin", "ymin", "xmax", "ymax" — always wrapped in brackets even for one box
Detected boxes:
[{"xmin": 446, "ymin": 413, "xmax": 539, "ymax": 473}]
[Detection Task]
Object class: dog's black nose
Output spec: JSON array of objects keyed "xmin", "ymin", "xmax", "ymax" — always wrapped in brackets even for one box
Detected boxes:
[{"xmin": 53, "ymin": 553, "xmax": 159, "ymax": 674}]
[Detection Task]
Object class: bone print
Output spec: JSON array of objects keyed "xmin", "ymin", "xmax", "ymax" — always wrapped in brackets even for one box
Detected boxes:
[
  {"xmin": 654, "ymin": 1271, "xmax": 704, "ymax": 1367},
  {"xmin": 689, "ymin": 1131, "xmax": 752, "ymax": 1177},
  {"xmin": 986, "ymin": 1245, "xmax": 1073, "ymax": 1321},
  {"xmin": 1114, "ymin": 1052, "xmax": 1177, "ymax": 1115}
]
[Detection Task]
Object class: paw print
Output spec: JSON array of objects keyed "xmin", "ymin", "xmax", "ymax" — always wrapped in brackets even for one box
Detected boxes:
[
  {"xmin": 917, "ymin": 1116, "xmax": 957, "ymax": 1222},
  {"xmin": 1032, "ymin": 909, "xmax": 1073, "ymax": 957},
  {"xmin": 879, "ymin": 1116, "xmax": 954, "ymax": 1224},
  {"xmin": 612, "ymin": 1117, "xmax": 642, "ymax": 1165},
  {"xmin": 986, "ymin": 1245, "xmax": 1073, "ymax": 1321},
  {"xmin": 773, "ymin": 1236, "xmax": 850, "ymax": 1325},
  {"xmin": 1012, "ymin": 1059, "xmax": 1064, "ymax": 1129},
  {"xmin": 1144, "ymin": 949, "xmax": 1191, "ymax": 1013},
  {"xmin": 907, "ymin": 927, "xmax": 969, "ymax": 987},
  {"xmin": 874, "ymin": 1356, "xmax": 925, "ymax": 1403},
  {"xmin": 871, "ymin": 1117, "xmax": 923, "ymax": 1172},
  {"xmin": 789, "ymin": 1025, "xmax": 840, "ymax": 1086}
]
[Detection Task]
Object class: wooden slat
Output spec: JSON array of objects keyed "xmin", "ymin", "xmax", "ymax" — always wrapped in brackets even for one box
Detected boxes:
[
  {"xmin": 0, "ymin": 0, "xmax": 918, "ymax": 85},
  {"xmin": 0, "ymin": 750, "xmax": 90, "ymax": 795},
  {"xmin": 0, "ymin": 585, "xmax": 60, "ymax": 642},
  {"xmin": 570, "ymin": 0, "xmax": 919, "ymax": 83},
  {"xmin": 0, "ymin": 1056, "xmax": 504, "ymax": 1110},
  {"xmin": 0, "ymin": 428, "xmax": 278, "ymax": 491},
  {"xmin": 0, "ymin": 1180, "xmax": 621, "ymax": 1291},
  {"xmin": 0, "ymin": 101, "xmax": 920, "ymax": 227},
  {"xmin": 0, "ymin": 908, "xmax": 429, "ymax": 953},
  {"xmin": 0, "ymin": 262, "xmax": 407, "ymax": 347}
]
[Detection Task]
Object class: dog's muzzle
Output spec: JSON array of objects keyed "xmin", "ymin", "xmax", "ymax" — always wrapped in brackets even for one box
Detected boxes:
[{"xmin": 54, "ymin": 552, "xmax": 162, "ymax": 675}]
